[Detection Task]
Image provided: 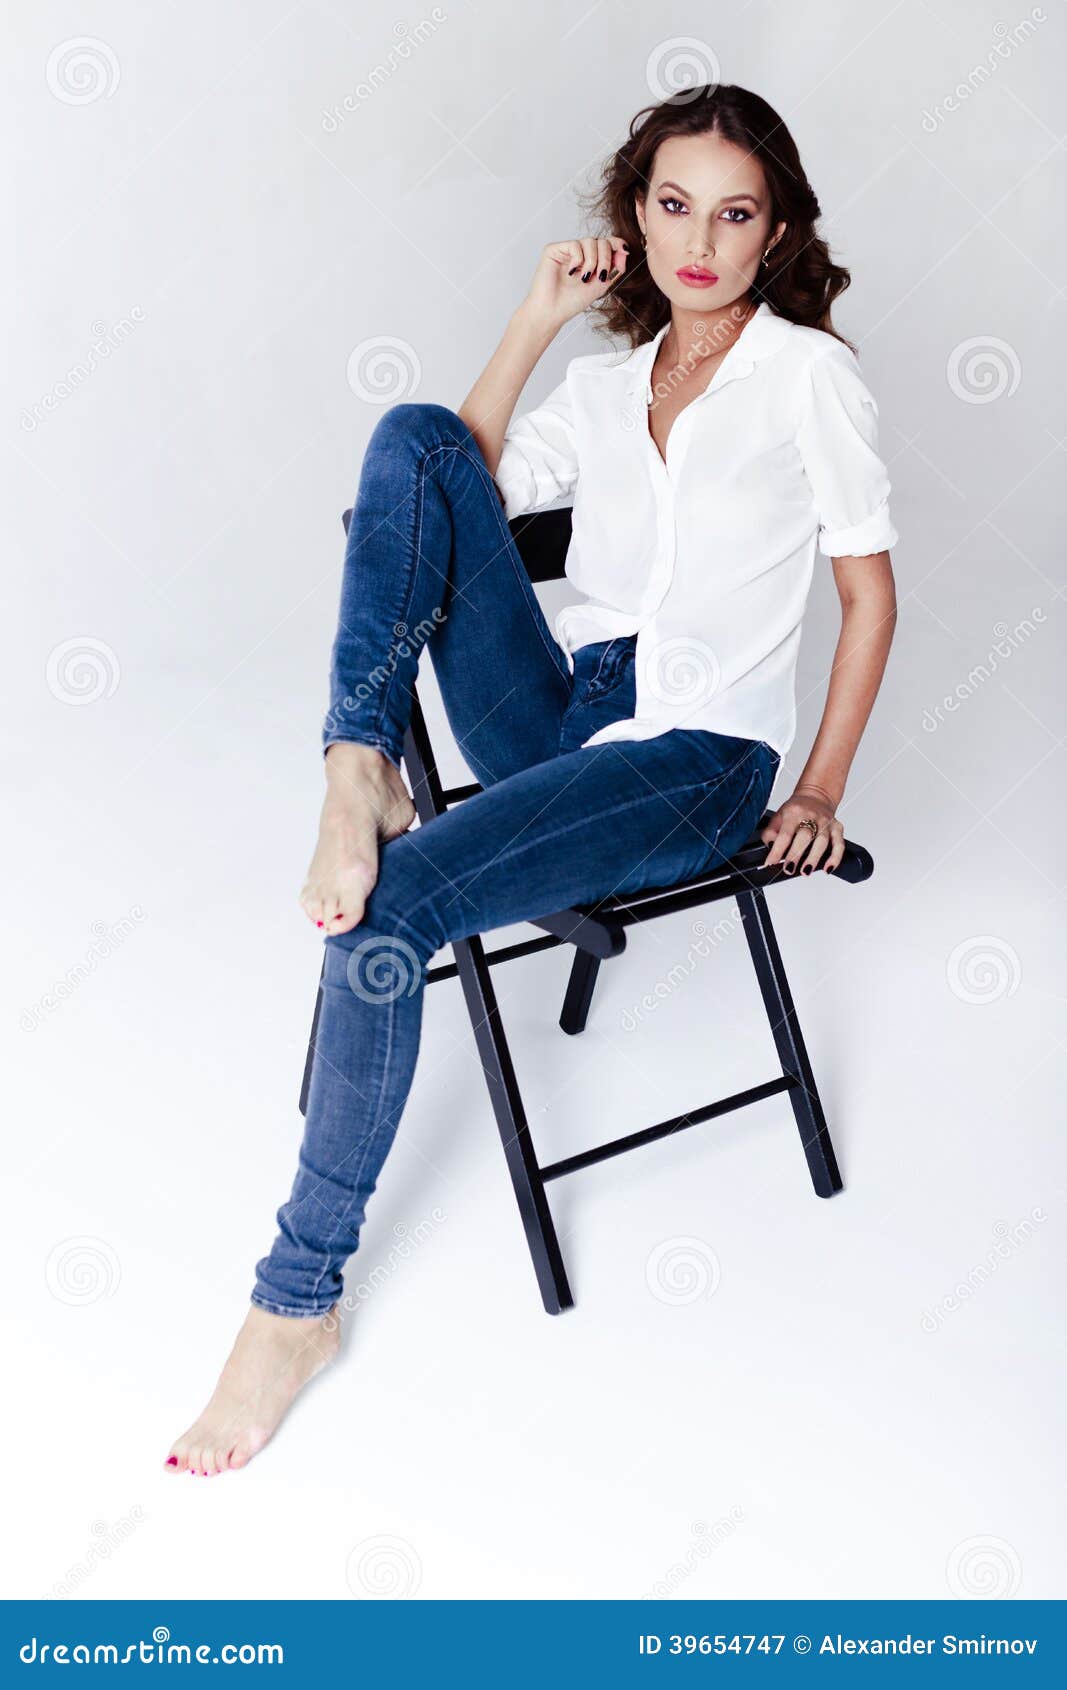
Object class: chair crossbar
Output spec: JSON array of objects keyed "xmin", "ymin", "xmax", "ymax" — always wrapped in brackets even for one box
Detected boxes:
[{"xmin": 539, "ymin": 1075, "xmax": 798, "ymax": 1182}]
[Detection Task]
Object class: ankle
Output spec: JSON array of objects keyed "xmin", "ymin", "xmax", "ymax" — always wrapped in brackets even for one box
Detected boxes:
[{"xmin": 324, "ymin": 741, "xmax": 396, "ymax": 789}]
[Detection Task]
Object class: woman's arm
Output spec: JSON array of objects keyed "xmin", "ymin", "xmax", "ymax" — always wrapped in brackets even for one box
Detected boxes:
[
  {"xmin": 761, "ymin": 551, "xmax": 897, "ymax": 873},
  {"xmin": 457, "ymin": 304, "xmax": 566, "ymax": 482},
  {"xmin": 458, "ymin": 235, "xmax": 629, "ymax": 484}
]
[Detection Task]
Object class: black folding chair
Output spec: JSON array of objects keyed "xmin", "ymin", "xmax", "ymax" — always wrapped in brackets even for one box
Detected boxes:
[{"xmin": 300, "ymin": 505, "xmax": 872, "ymax": 1315}]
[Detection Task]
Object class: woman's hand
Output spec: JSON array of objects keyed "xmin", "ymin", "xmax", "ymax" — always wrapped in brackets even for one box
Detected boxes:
[
  {"xmin": 759, "ymin": 784, "xmax": 845, "ymax": 875},
  {"xmin": 521, "ymin": 235, "xmax": 630, "ymax": 328}
]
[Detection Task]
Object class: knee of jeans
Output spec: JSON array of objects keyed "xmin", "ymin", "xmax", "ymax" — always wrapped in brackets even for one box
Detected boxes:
[
  {"xmin": 323, "ymin": 849, "xmax": 443, "ymax": 980},
  {"xmin": 369, "ymin": 401, "xmax": 469, "ymax": 457}
]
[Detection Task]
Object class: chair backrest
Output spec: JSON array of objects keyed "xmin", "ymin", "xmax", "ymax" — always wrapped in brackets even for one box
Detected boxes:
[{"xmin": 342, "ymin": 505, "xmax": 573, "ymax": 586}]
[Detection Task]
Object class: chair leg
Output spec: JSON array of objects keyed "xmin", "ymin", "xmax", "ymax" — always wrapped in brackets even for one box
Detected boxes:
[
  {"xmin": 451, "ymin": 931, "xmax": 575, "ymax": 1315},
  {"xmin": 559, "ymin": 949, "xmax": 602, "ymax": 1035},
  {"xmin": 298, "ymin": 953, "xmax": 326, "ymax": 1117},
  {"xmin": 735, "ymin": 885, "xmax": 843, "ymax": 1199}
]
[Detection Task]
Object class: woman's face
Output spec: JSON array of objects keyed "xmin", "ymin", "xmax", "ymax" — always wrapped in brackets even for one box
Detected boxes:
[{"xmin": 636, "ymin": 132, "xmax": 786, "ymax": 314}]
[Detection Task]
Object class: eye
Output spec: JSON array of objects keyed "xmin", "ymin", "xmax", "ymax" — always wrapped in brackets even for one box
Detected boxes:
[
  {"xmin": 722, "ymin": 206, "xmax": 753, "ymax": 222},
  {"xmin": 658, "ymin": 197, "xmax": 687, "ymax": 215}
]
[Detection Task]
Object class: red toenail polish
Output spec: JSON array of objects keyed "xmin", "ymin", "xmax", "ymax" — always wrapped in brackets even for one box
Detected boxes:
[
  {"xmin": 316, "ymin": 920, "xmax": 323, "ymax": 927},
  {"xmin": 166, "ymin": 1455, "xmax": 177, "ymax": 1465}
]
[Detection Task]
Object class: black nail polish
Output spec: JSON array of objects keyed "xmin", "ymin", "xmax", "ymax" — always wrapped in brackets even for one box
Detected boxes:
[
  {"xmin": 581, "ymin": 271, "xmax": 591, "ymax": 282},
  {"xmin": 598, "ymin": 267, "xmax": 607, "ymax": 281},
  {"xmin": 784, "ymin": 863, "xmax": 794, "ymax": 873},
  {"xmin": 802, "ymin": 864, "xmax": 812, "ymax": 874},
  {"xmin": 568, "ymin": 264, "xmax": 579, "ymax": 275},
  {"xmin": 826, "ymin": 864, "xmax": 835, "ymax": 873}
]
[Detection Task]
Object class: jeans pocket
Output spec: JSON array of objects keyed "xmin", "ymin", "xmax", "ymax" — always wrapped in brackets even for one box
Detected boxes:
[{"xmin": 687, "ymin": 742, "xmax": 776, "ymax": 872}]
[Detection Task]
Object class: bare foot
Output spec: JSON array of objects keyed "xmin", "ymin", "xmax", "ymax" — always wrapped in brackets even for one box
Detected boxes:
[
  {"xmin": 300, "ymin": 743, "xmax": 416, "ymax": 936},
  {"xmin": 164, "ymin": 1303, "xmax": 341, "ymax": 1476}
]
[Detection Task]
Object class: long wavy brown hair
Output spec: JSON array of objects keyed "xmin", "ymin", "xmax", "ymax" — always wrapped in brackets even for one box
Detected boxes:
[{"xmin": 578, "ymin": 84, "xmax": 856, "ymax": 355}]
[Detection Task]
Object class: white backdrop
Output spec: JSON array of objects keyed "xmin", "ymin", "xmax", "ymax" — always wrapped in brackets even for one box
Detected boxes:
[{"xmin": 5, "ymin": 0, "xmax": 1064, "ymax": 1601}]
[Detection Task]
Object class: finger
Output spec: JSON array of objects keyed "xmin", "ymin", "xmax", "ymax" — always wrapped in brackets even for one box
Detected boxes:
[
  {"xmin": 764, "ymin": 825, "xmax": 794, "ymax": 869},
  {"xmin": 609, "ymin": 234, "xmax": 630, "ymax": 276},
  {"xmin": 823, "ymin": 820, "xmax": 846, "ymax": 873},
  {"xmin": 562, "ymin": 239, "xmax": 585, "ymax": 278},
  {"xmin": 783, "ymin": 823, "xmax": 820, "ymax": 874},
  {"xmin": 578, "ymin": 238, "xmax": 598, "ymax": 282},
  {"xmin": 595, "ymin": 236, "xmax": 613, "ymax": 284},
  {"xmin": 799, "ymin": 828, "xmax": 830, "ymax": 875},
  {"xmin": 776, "ymin": 821, "xmax": 806, "ymax": 874}
]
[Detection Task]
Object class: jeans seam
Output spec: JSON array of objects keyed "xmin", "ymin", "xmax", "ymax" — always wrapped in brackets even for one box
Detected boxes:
[
  {"xmin": 303, "ymin": 950, "xmax": 404, "ymax": 1307},
  {"xmin": 704, "ymin": 759, "xmax": 763, "ymax": 863},
  {"xmin": 380, "ymin": 430, "xmax": 570, "ymax": 743},
  {"xmin": 250, "ymin": 1291, "xmax": 336, "ymax": 1318},
  {"xmin": 387, "ymin": 744, "xmax": 764, "ymax": 943}
]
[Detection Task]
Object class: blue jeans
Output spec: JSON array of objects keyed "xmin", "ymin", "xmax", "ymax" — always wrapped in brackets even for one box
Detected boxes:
[{"xmin": 251, "ymin": 403, "xmax": 780, "ymax": 1317}]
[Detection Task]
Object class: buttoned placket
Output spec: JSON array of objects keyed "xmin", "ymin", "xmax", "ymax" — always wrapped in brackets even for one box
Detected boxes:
[{"xmin": 630, "ymin": 327, "xmax": 761, "ymax": 723}]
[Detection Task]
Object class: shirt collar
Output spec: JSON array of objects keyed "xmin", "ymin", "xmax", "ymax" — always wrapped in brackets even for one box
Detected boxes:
[{"xmin": 620, "ymin": 301, "xmax": 790, "ymax": 402}]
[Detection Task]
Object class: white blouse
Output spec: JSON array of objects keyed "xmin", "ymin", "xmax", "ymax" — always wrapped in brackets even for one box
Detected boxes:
[{"xmin": 493, "ymin": 301, "xmax": 898, "ymax": 759}]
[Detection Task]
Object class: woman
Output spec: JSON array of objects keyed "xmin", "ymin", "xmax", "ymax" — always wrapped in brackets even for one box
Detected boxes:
[{"xmin": 166, "ymin": 84, "xmax": 898, "ymax": 1475}]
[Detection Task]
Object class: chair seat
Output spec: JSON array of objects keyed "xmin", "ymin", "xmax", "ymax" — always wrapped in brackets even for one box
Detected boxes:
[{"xmin": 525, "ymin": 814, "xmax": 874, "ymax": 958}]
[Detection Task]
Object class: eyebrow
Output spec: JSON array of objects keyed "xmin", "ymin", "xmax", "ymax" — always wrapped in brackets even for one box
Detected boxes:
[{"xmin": 657, "ymin": 182, "xmax": 761, "ymax": 206}]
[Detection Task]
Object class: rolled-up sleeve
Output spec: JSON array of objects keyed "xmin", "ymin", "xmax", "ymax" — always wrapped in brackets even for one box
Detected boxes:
[
  {"xmin": 795, "ymin": 344, "xmax": 898, "ymax": 557},
  {"xmin": 493, "ymin": 372, "xmax": 579, "ymax": 520}
]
